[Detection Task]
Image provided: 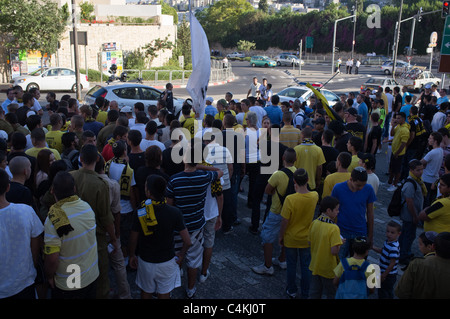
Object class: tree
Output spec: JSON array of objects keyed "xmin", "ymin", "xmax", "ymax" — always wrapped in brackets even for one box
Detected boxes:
[
  {"xmin": 237, "ymin": 40, "xmax": 256, "ymax": 53},
  {"xmin": 0, "ymin": 0, "xmax": 68, "ymax": 67},
  {"xmin": 142, "ymin": 37, "xmax": 174, "ymax": 68},
  {"xmin": 79, "ymin": 1, "xmax": 95, "ymax": 21},
  {"xmin": 258, "ymin": 0, "xmax": 269, "ymax": 13},
  {"xmin": 160, "ymin": 0, "xmax": 178, "ymax": 24}
]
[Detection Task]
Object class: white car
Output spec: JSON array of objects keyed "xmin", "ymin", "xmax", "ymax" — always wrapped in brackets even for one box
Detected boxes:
[
  {"xmin": 275, "ymin": 54, "xmax": 304, "ymax": 67},
  {"xmin": 84, "ymin": 83, "xmax": 184, "ymax": 116},
  {"xmin": 380, "ymin": 60, "xmax": 409, "ymax": 75},
  {"xmin": 360, "ymin": 77, "xmax": 400, "ymax": 92},
  {"xmin": 276, "ymin": 85, "xmax": 340, "ymax": 106},
  {"xmin": 226, "ymin": 51, "xmax": 245, "ymax": 59},
  {"xmin": 10, "ymin": 67, "xmax": 89, "ymax": 92}
]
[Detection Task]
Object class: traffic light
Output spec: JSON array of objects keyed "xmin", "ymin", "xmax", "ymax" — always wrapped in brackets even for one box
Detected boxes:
[{"xmin": 443, "ymin": 1, "xmax": 450, "ymax": 18}]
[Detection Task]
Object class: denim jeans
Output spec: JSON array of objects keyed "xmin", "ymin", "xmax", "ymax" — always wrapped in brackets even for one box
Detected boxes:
[
  {"xmin": 399, "ymin": 220, "xmax": 417, "ymax": 264},
  {"xmin": 285, "ymin": 247, "xmax": 312, "ymax": 298},
  {"xmin": 338, "ymin": 229, "xmax": 367, "ymax": 261}
]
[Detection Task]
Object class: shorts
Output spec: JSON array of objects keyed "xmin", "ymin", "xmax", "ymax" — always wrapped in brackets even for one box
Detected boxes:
[
  {"xmin": 175, "ymin": 229, "xmax": 204, "ymax": 269},
  {"xmin": 203, "ymin": 217, "xmax": 217, "ymax": 249},
  {"xmin": 136, "ymin": 256, "xmax": 181, "ymax": 295},
  {"xmin": 389, "ymin": 154, "xmax": 404, "ymax": 174},
  {"xmin": 260, "ymin": 211, "xmax": 283, "ymax": 244}
]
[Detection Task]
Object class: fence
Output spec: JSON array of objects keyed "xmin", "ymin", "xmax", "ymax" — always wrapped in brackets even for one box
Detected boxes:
[{"xmin": 120, "ymin": 61, "xmax": 233, "ymax": 86}]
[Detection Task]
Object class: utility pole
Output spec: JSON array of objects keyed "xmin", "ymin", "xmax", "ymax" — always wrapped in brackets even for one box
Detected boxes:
[
  {"xmin": 71, "ymin": 0, "xmax": 81, "ymax": 101},
  {"xmin": 331, "ymin": 14, "xmax": 356, "ymax": 74},
  {"xmin": 351, "ymin": 3, "xmax": 357, "ymax": 61},
  {"xmin": 392, "ymin": 0, "xmax": 403, "ymax": 80}
]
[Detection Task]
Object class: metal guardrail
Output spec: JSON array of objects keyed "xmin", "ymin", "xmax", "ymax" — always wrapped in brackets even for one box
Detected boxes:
[{"xmin": 120, "ymin": 61, "xmax": 233, "ymax": 86}]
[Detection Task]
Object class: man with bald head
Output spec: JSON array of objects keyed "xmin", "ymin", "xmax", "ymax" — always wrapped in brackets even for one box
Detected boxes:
[{"xmin": 6, "ymin": 156, "xmax": 35, "ymax": 210}]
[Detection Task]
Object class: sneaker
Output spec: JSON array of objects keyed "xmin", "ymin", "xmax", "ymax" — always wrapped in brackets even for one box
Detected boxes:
[
  {"xmin": 387, "ymin": 184, "xmax": 397, "ymax": 192},
  {"xmin": 251, "ymin": 263, "xmax": 274, "ymax": 275},
  {"xmin": 286, "ymin": 290, "xmax": 297, "ymax": 299},
  {"xmin": 199, "ymin": 270, "xmax": 210, "ymax": 283},
  {"xmin": 223, "ymin": 226, "xmax": 234, "ymax": 235},
  {"xmin": 186, "ymin": 286, "xmax": 196, "ymax": 299},
  {"xmin": 272, "ymin": 258, "xmax": 287, "ymax": 270}
]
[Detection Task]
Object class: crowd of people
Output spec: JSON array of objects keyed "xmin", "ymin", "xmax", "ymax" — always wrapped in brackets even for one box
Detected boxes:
[{"xmin": 1, "ymin": 77, "xmax": 450, "ymax": 300}]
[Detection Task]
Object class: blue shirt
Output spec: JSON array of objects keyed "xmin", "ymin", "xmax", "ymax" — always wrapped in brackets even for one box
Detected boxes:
[
  {"xmin": 1, "ymin": 99, "xmax": 13, "ymax": 114},
  {"xmin": 331, "ymin": 181, "xmax": 377, "ymax": 234},
  {"xmin": 205, "ymin": 105, "xmax": 218, "ymax": 117},
  {"xmin": 402, "ymin": 92, "xmax": 414, "ymax": 106},
  {"xmin": 357, "ymin": 102, "xmax": 368, "ymax": 127},
  {"xmin": 264, "ymin": 105, "xmax": 283, "ymax": 126},
  {"xmin": 400, "ymin": 104, "xmax": 413, "ymax": 122},
  {"xmin": 437, "ymin": 96, "xmax": 449, "ymax": 107}
]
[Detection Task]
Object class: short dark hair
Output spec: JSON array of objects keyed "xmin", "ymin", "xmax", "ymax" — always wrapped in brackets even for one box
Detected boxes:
[
  {"xmin": 10, "ymin": 132, "xmax": 27, "ymax": 150},
  {"xmin": 112, "ymin": 140, "xmax": 127, "ymax": 158},
  {"xmin": 127, "ymin": 129, "xmax": 142, "ymax": 147},
  {"xmin": 435, "ymin": 232, "xmax": 450, "ymax": 259},
  {"xmin": 80, "ymin": 144, "xmax": 99, "ymax": 165},
  {"xmin": 145, "ymin": 145, "xmax": 162, "ymax": 168},
  {"xmin": 322, "ymin": 129, "xmax": 334, "ymax": 144},
  {"xmin": 271, "ymin": 94, "xmax": 279, "ymax": 105},
  {"xmin": 31, "ymin": 128, "xmax": 46, "ymax": 142},
  {"xmin": 107, "ymin": 109, "xmax": 119, "ymax": 123},
  {"xmin": 145, "ymin": 120, "xmax": 158, "ymax": 135},
  {"xmin": 293, "ymin": 168, "xmax": 308, "ymax": 186},
  {"xmin": 337, "ymin": 152, "xmax": 352, "ymax": 169},
  {"xmin": 352, "ymin": 236, "xmax": 371, "ymax": 255},
  {"xmin": 61, "ymin": 132, "xmax": 77, "ymax": 149},
  {"xmin": 0, "ymin": 168, "xmax": 10, "ymax": 195},
  {"xmin": 349, "ymin": 136, "xmax": 363, "ymax": 152},
  {"xmin": 134, "ymin": 102, "xmax": 145, "ymax": 112},
  {"xmin": 387, "ymin": 220, "xmax": 402, "ymax": 233},
  {"xmin": 146, "ymin": 174, "xmax": 167, "ymax": 201},
  {"xmin": 351, "ymin": 166, "xmax": 368, "ymax": 182},
  {"xmin": 52, "ymin": 171, "xmax": 76, "ymax": 200},
  {"xmin": 409, "ymin": 159, "xmax": 423, "ymax": 170},
  {"xmin": 320, "ymin": 196, "xmax": 339, "ymax": 213},
  {"xmin": 113, "ymin": 125, "xmax": 128, "ymax": 139}
]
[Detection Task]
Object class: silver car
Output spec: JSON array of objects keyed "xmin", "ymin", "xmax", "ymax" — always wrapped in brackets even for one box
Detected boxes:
[
  {"xmin": 380, "ymin": 60, "xmax": 409, "ymax": 75},
  {"xmin": 10, "ymin": 67, "xmax": 90, "ymax": 92},
  {"xmin": 84, "ymin": 83, "xmax": 184, "ymax": 115},
  {"xmin": 276, "ymin": 85, "xmax": 340, "ymax": 106},
  {"xmin": 275, "ymin": 54, "xmax": 304, "ymax": 67}
]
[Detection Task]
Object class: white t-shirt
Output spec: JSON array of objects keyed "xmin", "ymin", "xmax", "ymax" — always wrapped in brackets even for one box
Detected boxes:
[
  {"xmin": 249, "ymin": 106, "xmax": 267, "ymax": 128},
  {"xmin": 129, "ymin": 123, "xmax": 146, "ymax": 139},
  {"xmin": 107, "ymin": 161, "xmax": 136, "ymax": 214},
  {"xmin": 385, "ymin": 93, "xmax": 394, "ymax": 113},
  {"xmin": 0, "ymin": 203, "xmax": 44, "ymax": 298},
  {"xmin": 140, "ymin": 138, "xmax": 166, "ymax": 152},
  {"xmin": 367, "ymin": 172, "xmax": 380, "ymax": 195},
  {"xmin": 422, "ymin": 147, "xmax": 444, "ymax": 184},
  {"xmin": 205, "ymin": 142, "xmax": 232, "ymax": 190},
  {"xmin": 31, "ymin": 99, "xmax": 43, "ymax": 113}
]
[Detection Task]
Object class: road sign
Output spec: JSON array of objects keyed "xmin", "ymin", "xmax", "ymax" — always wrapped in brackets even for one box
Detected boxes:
[
  {"xmin": 430, "ymin": 31, "xmax": 438, "ymax": 45},
  {"xmin": 439, "ymin": 16, "xmax": 450, "ymax": 73}
]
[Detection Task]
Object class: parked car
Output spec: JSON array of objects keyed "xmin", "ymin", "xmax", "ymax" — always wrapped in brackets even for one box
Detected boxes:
[
  {"xmin": 361, "ymin": 55, "xmax": 390, "ymax": 65},
  {"xmin": 226, "ymin": 51, "xmax": 245, "ymax": 59},
  {"xmin": 380, "ymin": 60, "xmax": 409, "ymax": 75},
  {"xmin": 360, "ymin": 77, "xmax": 400, "ymax": 92},
  {"xmin": 276, "ymin": 85, "xmax": 340, "ymax": 106},
  {"xmin": 250, "ymin": 56, "xmax": 277, "ymax": 68},
  {"xmin": 274, "ymin": 54, "xmax": 304, "ymax": 67},
  {"xmin": 84, "ymin": 83, "xmax": 184, "ymax": 116},
  {"xmin": 10, "ymin": 67, "xmax": 89, "ymax": 92}
]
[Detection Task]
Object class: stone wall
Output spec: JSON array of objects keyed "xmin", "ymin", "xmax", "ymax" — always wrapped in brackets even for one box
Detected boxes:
[{"xmin": 56, "ymin": 21, "xmax": 177, "ymax": 73}]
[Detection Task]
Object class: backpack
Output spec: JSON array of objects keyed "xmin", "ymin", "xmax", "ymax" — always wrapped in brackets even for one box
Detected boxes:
[
  {"xmin": 61, "ymin": 149, "xmax": 79, "ymax": 171},
  {"xmin": 387, "ymin": 178, "xmax": 417, "ymax": 217},
  {"xmin": 335, "ymin": 258, "xmax": 370, "ymax": 299},
  {"xmin": 276, "ymin": 168, "xmax": 295, "ymax": 205}
]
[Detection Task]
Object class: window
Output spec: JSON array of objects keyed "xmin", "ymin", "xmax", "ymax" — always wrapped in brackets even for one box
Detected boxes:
[
  {"xmin": 112, "ymin": 87, "xmax": 140, "ymax": 100},
  {"xmin": 46, "ymin": 69, "xmax": 59, "ymax": 77},
  {"xmin": 60, "ymin": 69, "xmax": 75, "ymax": 76},
  {"xmin": 140, "ymin": 87, "xmax": 160, "ymax": 100}
]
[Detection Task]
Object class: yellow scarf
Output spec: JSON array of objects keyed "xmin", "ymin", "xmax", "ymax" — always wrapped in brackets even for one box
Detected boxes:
[
  {"xmin": 104, "ymin": 157, "xmax": 133, "ymax": 198},
  {"xmin": 47, "ymin": 195, "xmax": 78, "ymax": 237},
  {"xmin": 409, "ymin": 171, "xmax": 427, "ymax": 197},
  {"xmin": 137, "ymin": 199, "xmax": 166, "ymax": 236}
]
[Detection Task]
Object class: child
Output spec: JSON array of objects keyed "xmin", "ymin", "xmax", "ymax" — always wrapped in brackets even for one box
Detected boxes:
[
  {"xmin": 372, "ymin": 220, "xmax": 401, "ymax": 299},
  {"xmin": 333, "ymin": 236, "xmax": 372, "ymax": 299},
  {"xmin": 418, "ymin": 231, "xmax": 437, "ymax": 258},
  {"xmin": 308, "ymin": 196, "xmax": 343, "ymax": 299},
  {"xmin": 279, "ymin": 169, "xmax": 319, "ymax": 299}
]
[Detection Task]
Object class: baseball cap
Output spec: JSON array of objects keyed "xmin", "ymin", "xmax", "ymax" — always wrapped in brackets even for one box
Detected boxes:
[
  {"xmin": 217, "ymin": 99, "xmax": 228, "ymax": 107},
  {"xmin": 120, "ymin": 106, "xmax": 132, "ymax": 113},
  {"xmin": 206, "ymin": 97, "xmax": 214, "ymax": 103},
  {"xmin": 424, "ymin": 84, "xmax": 432, "ymax": 89},
  {"xmin": 358, "ymin": 152, "xmax": 376, "ymax": 170}
]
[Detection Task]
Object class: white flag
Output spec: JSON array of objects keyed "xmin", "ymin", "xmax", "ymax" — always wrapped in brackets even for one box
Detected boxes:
[{"xmin": 186, "ymin": 12, "xmax": 210, "ymax": 121}]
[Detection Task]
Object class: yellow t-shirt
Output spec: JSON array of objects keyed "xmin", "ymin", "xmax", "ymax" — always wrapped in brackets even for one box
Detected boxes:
[
  {"xmin": 215, "ymin": 110, "xmax": 236, "ymax": 121},
  {"xmin": 294, "ymin": 143, "xmax": 326, "ymax": 190},
  {"xmin": 391, "ymin": 123, "xmax": 410, "ymax": 156},
  {"xmin": 97, "ymin": 110, "xmax": 108, "ymax": 125},
  {"xmin": 347, "ymin": 155, "xmax": 360, "ymax": 173},
  {"xmin": 181, "ymin": 117, "xmax": 199, "ymax": 140},
  {"xmin": 309, "ymin": 214, "xmax": 343, "ymax": 279},
  {"xmin": 280, "ymin": 125, "xmax": 302, "ymax": 148},
  {"xmin": 322, "ymin": 172, "xmax": 351, "ymax": 198},
  {"xmin": 25, "ymin": 146, "xmax": 61, "ymax": 160},
  {"xmin": 334, "ymin": 257, "xmax": 372, "ymax": 279},
  {"xmin": 424, "ymin": 197, "xmax": 450, "ymax": 234},
  {"xmin": 267, "ymin": 166, "xmax": 297, "ymax": 215},
  {"xmin": 45, "ymin": 130, "xmax": 64, "ymax": 154},
  {"xmin": 280, "ymin": 191, "xmax": 319, "ymax": 248}
]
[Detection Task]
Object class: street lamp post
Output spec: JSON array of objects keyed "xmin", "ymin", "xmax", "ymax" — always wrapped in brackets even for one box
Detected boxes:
[
  {"xmin": 331, "ymin": 14, "xmax": 356, "ymax": 74},
  {"xmin": 71, "ymin": 0, "xmax": 81, "ymax": 101}
]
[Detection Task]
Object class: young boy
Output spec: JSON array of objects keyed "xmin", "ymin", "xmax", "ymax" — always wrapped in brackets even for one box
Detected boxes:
[
  {"xmin": 308, "ymin": 196, "xmax": 343, "ymax": 299},
  {"xmin": 333, "ymin": 236, "xmax": 372, "ymax": 299},
  {"xmin": 279, "ymin": 168, "xmax": 319, "ymax": 299},
  {"xmin": 372, "ymin": 220, "xmax": 401, "ymax": 299},
  {"xmin": 346, "ymin": 136, "xmax": 363, "ymax": 173}
]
